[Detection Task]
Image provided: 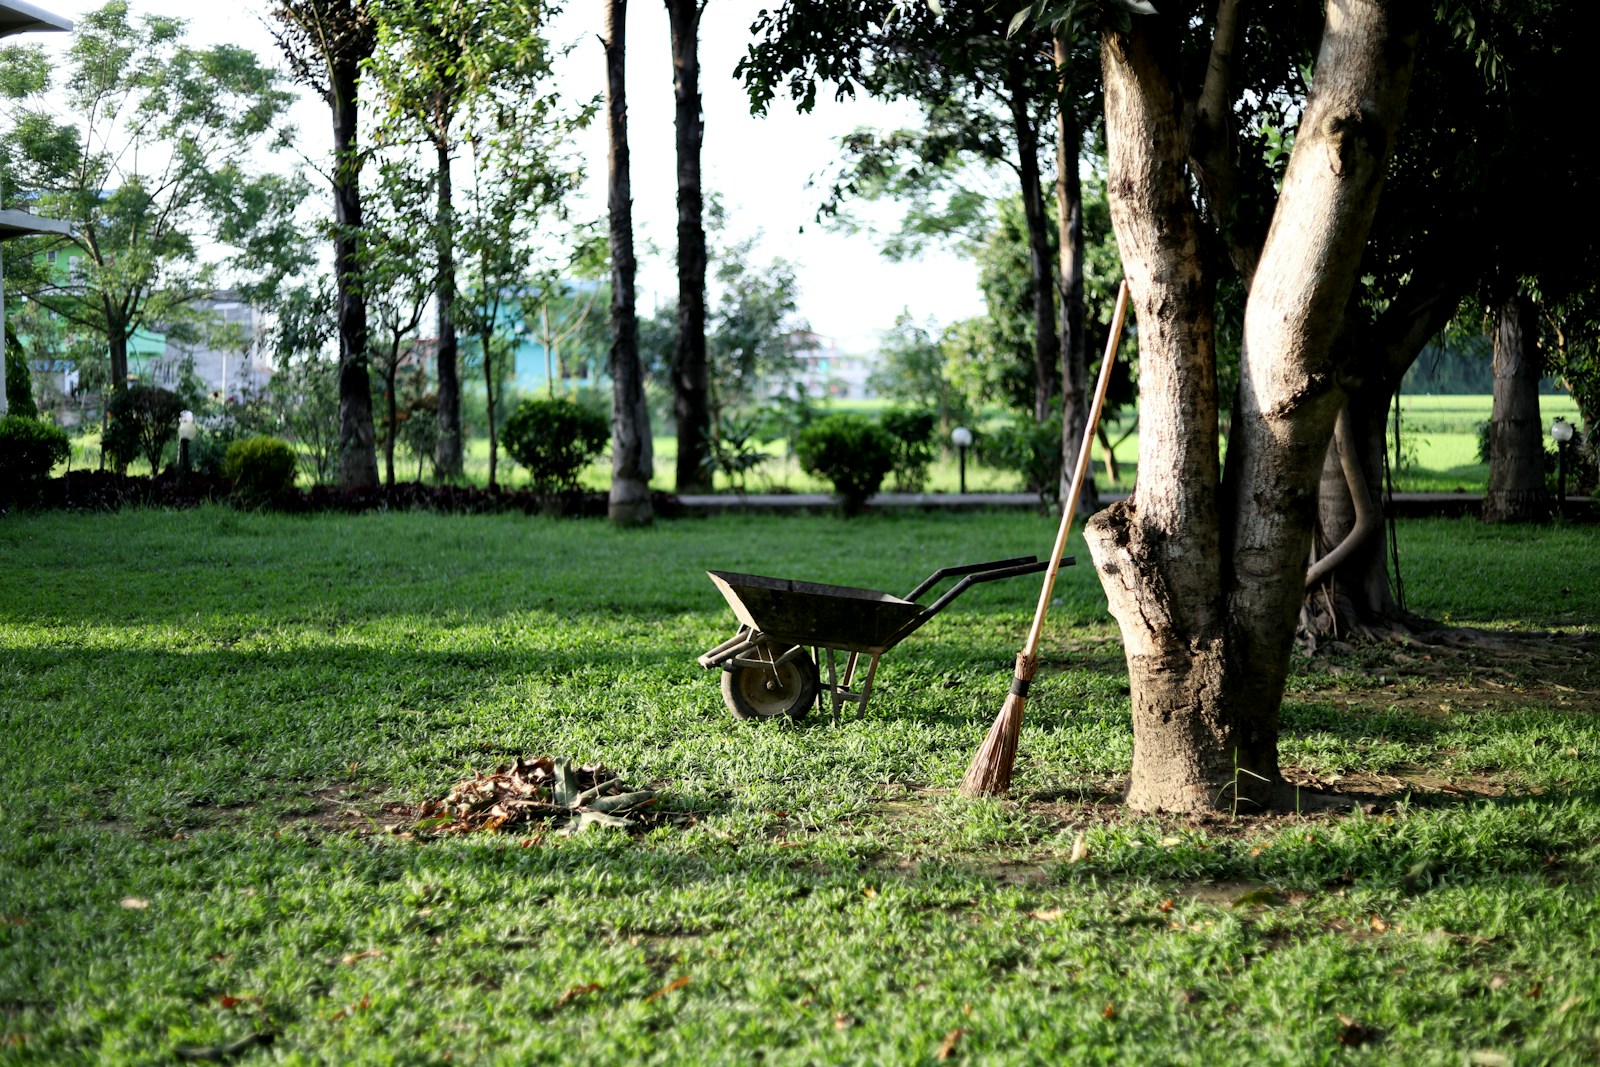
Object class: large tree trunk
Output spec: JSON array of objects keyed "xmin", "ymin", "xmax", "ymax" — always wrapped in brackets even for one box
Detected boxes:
[
  {"xmin": 666, "ymin": 0, "xmax": 710, "ymax": 494},
  {"xmin": 1084, "ymin": 3, "xmax": 1420, "ymax": 814},
  {"xmin": 1483, "ymin": 293, "xmax": 1549, "ymax": 523},
  {"xmin": 1054, "ymin": 34, "xmax": 1093, "ymax": 507},
  {"xmin": 331, "ymin": 54, "xmax": 378, "ymax": 489},
  {"xmin": 605, "ymin": 0, "xmax": 654, "ymax": 527},
  {"xmin": 108, "ymin": 327, "xmax": 129, "ymax": 393},
  {"xmin": 433, "ymin": 134, "xmax": 464, "ymax": 481},
  {"xmin": 1005, "ymin": 56, "xmax": 1059, "ymax": 423}
]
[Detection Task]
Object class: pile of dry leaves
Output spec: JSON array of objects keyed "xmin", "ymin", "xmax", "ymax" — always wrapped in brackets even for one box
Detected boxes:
[{"xmin": 412, "ymin": 756, "xmax": 686, "ymax": 836}]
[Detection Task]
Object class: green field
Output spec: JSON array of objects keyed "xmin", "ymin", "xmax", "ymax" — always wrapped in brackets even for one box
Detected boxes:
[
  {"xmin": 51, "ymin": 393, "xmax": 1582, "ymax": 497},
  {"xmin": 2, "ymin": 509, "xmax": 1598, "ymax": 1063}
]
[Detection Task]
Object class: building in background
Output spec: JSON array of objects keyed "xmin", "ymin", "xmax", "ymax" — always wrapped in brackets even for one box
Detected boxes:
[{"xmin": 785, "ymin": 331, "xmax": 876, "ymax": 401}]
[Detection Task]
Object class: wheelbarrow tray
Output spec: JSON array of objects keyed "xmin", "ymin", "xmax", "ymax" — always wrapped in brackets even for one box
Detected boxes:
[{"xmin": 707, "ymin": 570, "xmax": 922, "ymax": 655}]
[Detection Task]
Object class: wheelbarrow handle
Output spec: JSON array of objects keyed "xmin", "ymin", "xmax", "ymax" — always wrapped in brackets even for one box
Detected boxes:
[
  {"xmin": 903, "ymin": 556, "xmax": 1038, "ymax": 602},
  {"xmin": 889, "ymin": 556, "xmax": 1075, "ymax": 647}
]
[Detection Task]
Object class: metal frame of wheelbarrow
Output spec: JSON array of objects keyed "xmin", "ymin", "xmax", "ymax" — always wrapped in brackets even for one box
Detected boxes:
[{"xmin": 698, "ymin": 555, "xmax": 1074, "ymax": 720}]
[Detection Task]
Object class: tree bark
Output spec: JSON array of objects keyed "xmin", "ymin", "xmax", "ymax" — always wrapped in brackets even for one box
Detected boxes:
[
  {"xmin": 606, "ymin": 0, "xmax": 654, "ymax": 526},
  {"xmin": 667, "ymin": 0, "xmax": 710, "ymax": 493},
  {"xmin": 1054, "ymin": 34, "xmax": 1093, "ymax": 508},
  {"xmin": 1483, "ymin": 292, "xmax": 1549, "ymax": 523},
  {"xmin": 433, "ymin": 133, "xmax": 464, "ymax": 481},
  {"xmin": 383, "ymin": 356, "xmax": 398, "ymax": 487},
  {"xmin": 1005, "ymin": 54, "xmax": 1059, "ymax": 423},
  {"xmin": 331, "ymin": 52, "xmax": 378, "ymax": 489},
  {"xmin": 108, "ymin": 327, "xmax": 129, "ymax": 392},
  {"xmin": 482, "ymin": 327, "xmax": 499, "ymax": 491},
  {"xmin": 1085, "ymin": 2, "xmax": 1420, "ymax": 814}
]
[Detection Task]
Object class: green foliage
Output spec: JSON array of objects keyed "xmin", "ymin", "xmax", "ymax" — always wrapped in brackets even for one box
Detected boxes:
[
  {"xmin": 0, "ymin": 413, "xmax": 69, "ymax": 503},
  {"xmin": 794, "ymin": 413, "xmax": 894, "ymax": 515},
  {"xmin": 501, "ymin": 397, "xmax": 609, "ymax": 493},
  {"xmin": 879, "ymin": 406, "xmax": 937, "ymax": 492},
  {"xmin": 980, "ymin": 413, "xmax": 1064, "ymax": 502},
  {"xmin": 103, "ymin": 384, "xmax": 184, "ymax": 473},
  {"xmin": 222, "ymin": 435, "xmax": 298, "ymax": 502},
  {"xmin": 706, "ymin": 413, "xmax": 771, "ymax": 494},
  {"xmin": 4, "ymin": 323, "xmax": 39, "ymax": 419}
]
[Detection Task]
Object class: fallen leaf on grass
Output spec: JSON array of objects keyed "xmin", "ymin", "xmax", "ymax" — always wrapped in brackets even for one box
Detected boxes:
[
  {"xmin": 1336, "ymin": 1014, "xmax": 1377, "ymax": 1048},
  {"xmin": 173, "ymin": 1032, "xmax": 275, "ymax": 1062},
  {"xmin": 1369, "ymin": 916, "xmax": 1390, "ymax": 933},
  {"xmin": 1101, "ymin": 1002, "xmax": 1116, "ymax": 1020},
  {"xmin": 935, "ymin": 1028, "xmax": 963, "ymax": 1060},
  {"xmin": 213, "ymin": 996, "xmax": 263, "ymax": 1010},
  {"xmin": 340, "ymin": 949, "xmax": 383, "ymax": 966},
  {"xmin": 1027, "ymin": 909, "xmax": 1064, "ymax": 921},
  {"xmin": 1157, "ymin": 900, "xmax": 1175, "ymax": 914},
  {"xmin": 645, "ymin": 975, "xmax": 689, "ymax": 1003},
  {"xmin": 833, "ymin": 1013, "xmax": 854, "ymax": 1031},
  {"xmin": 1467, "ymin": 1052, "xmax": 1510, "ymax": 1067},
  {"xmin": 119, "ymin": 898, "xmax": 150, "ymax": 910},
  {"xmin": 1558, "ymin": 995, "xmax": 1583, "ymax": 1013},
  {"xmin": 1068, "ymin": 833, "xmax": 1089, "ymax": 864},
  {"xmin": 556, "ymin": 983, "xmax": 602, "ymax": 1008}
]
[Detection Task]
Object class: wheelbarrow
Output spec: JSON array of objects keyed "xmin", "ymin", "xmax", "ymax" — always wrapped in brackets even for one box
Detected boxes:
[{"xmin": 697, "ymin": 555, "xmax": 1073, "ymax": 721}]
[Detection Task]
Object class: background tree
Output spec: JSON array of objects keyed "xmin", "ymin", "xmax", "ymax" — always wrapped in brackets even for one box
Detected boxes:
[
  {"xmin": 666, "ymin": 0, "xmax": 711, "ymax": 493},
  {"xmin": 604, "ymin": 0, "xmax": 653, "ymax": 525},
  {"xmin": 269, "ymin": 0, "xmax": 381, "ymax": 489},
  {"xmin": 362, "ymin": 157, "xmax": 433, "ymax": 486},
  {"xmin": 1, "ymin": 2, "xmax": 298, "ymax": 397}
]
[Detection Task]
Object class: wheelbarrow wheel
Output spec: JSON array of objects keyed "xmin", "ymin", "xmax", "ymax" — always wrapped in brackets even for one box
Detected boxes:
[{"xmin": 721, "ymin": 647, "xmax": 820, "ymax": 721}]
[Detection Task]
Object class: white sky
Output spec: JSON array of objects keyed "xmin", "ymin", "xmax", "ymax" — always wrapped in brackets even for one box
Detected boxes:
[{"xmin": 27, "ymin": 0, "xmax": 985, "ymax": 352}]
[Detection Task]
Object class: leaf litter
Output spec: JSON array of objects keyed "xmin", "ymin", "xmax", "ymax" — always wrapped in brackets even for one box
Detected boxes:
[{"xmin": 408, "ymin": 756, "xmax": 688, "ymax": 837}]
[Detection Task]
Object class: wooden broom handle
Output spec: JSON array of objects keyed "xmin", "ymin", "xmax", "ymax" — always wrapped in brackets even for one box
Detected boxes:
[{"xmin": 1022, "ymin": 279, "xmax": 1130, "ymax": 657}]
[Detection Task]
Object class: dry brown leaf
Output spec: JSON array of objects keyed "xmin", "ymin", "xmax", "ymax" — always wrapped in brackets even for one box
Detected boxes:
[
  {"xmin": 1158, "ymin": 900, "xmax": 1175, "ymax": 914},
  {"xmin": 119, "ymin": 898, "xmax": 150, "ymax": 910},
  {"xmin": 1102, "ymin": 1002, "xmax": 1116, "ymax": 1020},
  {"xmin": 935, "ymin": 1028, "xmax": 963, "ymax": 1060},
  {"xmin": 1369, "ymin": 916, "xmax": 1390, "ymax": 933},
  {"xmin": 340, "ymin": 949, "xmax": 383, "ymax": 966},
  {"xmin": 1336, "ymin": 1014, "xmax": 1376, "ymax": 1048},
  {"xmin": 645, "ymin": 975, "xmax": 689, "ymax": 1002},
  {"xmin": 834, "ymin": 1013, "xmax": 854, "ymax": 1031},
  {"xmin": 863, "ymin": 887, "xmax": 878, "ymax": 899},
  {"xmin": 1028, "ymin": 908, "xmax": 1064, "ymax": 921},
  {"xmin": 556, "ymin": 983, "xmax": 602, "ymax": 1008},
  {"xmin": 1558, "ymin": 994, "xmax": 1583, "ymax": 1013},
  {"xmin": 1068, "ymin": 833, "xmax": 1089, "ymax": 864}
]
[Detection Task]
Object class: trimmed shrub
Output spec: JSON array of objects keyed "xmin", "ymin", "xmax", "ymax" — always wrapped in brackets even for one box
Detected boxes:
[
  {"xmin": 0, "ymin": 414, "xmax": 70, "ymax": 505},
  {"xmin": 223, "ymin": 436, "xmax": 298, "ymax": 503},
  {"xmin": 980, "ymin": 414, "xmax": 1063, "ymax": 503},
  {"xmin": 879, "ymin": 407, "xmax": 937, "ymax": 492},
  {"xmin": 5, "ymin": 325, "xmax": 38, "ymax": 419},
  {"xmin": 794, "ymin": 413, "xmax": 894, "ymax": 516},
  {"xmin": 104, "ymin": 385, "xmax": 185, "ymax": 473},
  {"xmin": 502, "ymin": 397, "xmax": 609, "ymax": 494}
]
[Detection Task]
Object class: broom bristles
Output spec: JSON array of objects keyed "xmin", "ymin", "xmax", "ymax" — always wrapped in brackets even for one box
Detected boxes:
[{"xmin": 959, "ymin": 653, "xmax": 1035, "ymax": 797}]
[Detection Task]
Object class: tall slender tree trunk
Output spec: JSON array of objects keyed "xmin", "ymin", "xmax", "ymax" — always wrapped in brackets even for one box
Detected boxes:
[
  {"xmin": 1084, "ymin": 4, "xmax": 1420, "ymax": 814},
  {"xmin": 1054, "ymin": 34, "xmax": 1092, "ymax": 506},
  {"xmin": 666, "ymin": 0, "xmax": 710, "ymax": 493},
  {"xmin": 1005, "ymin": 56, "xmax": 1059, "ymax": 423},
  {"xmin": 331, "ymin": 55, "xmax": 378, "ymax": 489},
  {"xmin": 383, "ymin": 356, "xmax": 398, "ymax": 487},
  {"xmin": 108, "ymin": 328, "xmax": 129, "ymax": 393},
  {"xmin": 606, "ymin": 0, "xmax": 654, "ymax": 526},
  {"xmin": 1484, "ymin": 293, "xmax": 1549, "ymax": 523},
  {"xmin": 433, "ymin": 134, "xmax": 464, "ymax": 480}
]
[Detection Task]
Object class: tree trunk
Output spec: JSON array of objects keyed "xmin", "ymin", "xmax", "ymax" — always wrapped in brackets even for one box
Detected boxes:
[
  {"xmin": 667, "ymin": 0, "xmax": 710, "ymax": 493},
  {"xmin": 331, "ymin": 54, "xmax": 378, "ymax": 489},
  {"xmin": 1084, "ymin": 4, "xmax": 1420, "ymax": 814},
  {"xmin": 606, "ymin": 0, "xmax": 654, "ymax": 526},
  {"xmin": 109, "ymin": 327, "xmax": 129, "ymax": 392},
  {"xmin": 1054, "ymin": 34, "xmax": 1093, "ymax": 508},
  {"xmin": 1005, "ymin": 55, "xmax": 1059, "ymax": 424},
  {"xmin": 482, "ymin": 330, "xmax": 499, "ymax": 491},
  {"xmin": 1483, "ymin": 293, "xmax": 1549, "ymax": 523},
  {"xmin": 433, "ymin": 134, "xmax": 464, "ymax": 481},
  {"xmin": 383, "ymin": 356, "xmax": 398, "ymax": 487}
]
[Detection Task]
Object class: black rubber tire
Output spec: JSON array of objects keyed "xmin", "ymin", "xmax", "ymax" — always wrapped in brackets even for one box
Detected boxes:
[{"xmin": 720, "ymin": 647, "xmax": 820, "ymax": 721}]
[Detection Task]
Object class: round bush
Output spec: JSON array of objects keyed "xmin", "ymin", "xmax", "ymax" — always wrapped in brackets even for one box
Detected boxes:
[
  {"xmin": 223, "ymin": 436, "xmax": 299, "ymax": 502},
  {"xmin": 794, "ymin": 413, "xmax": 895, "ymax": 515},
  {"xmin": 879, "ymin": 407, "xmax": 937, "ymax": 492},
  {"xmin": 0, "ymin": 414, "xmax": 70, "ymax": 505},
  {"xmin": 502, "ymin": 397, "xmax": 609, "ymax": 494}
]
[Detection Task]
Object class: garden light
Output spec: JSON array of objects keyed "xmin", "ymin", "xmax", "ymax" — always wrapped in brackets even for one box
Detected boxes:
[
  {"xmin": 178, "ymin": 410, "xmax": 196, "ymax": 476},
  {"xmin": 951, "ymin": 426, "xmax": 972, "ymax": 494},
  {"xmin": 1551, "ymin": 418, "xmax": 1574, "ymax": 514}
]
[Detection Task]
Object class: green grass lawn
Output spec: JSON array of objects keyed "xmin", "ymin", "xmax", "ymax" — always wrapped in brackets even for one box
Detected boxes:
[{"xmin": 3, "ymin": 510, "xmax": 1598, "ymax": 1064}]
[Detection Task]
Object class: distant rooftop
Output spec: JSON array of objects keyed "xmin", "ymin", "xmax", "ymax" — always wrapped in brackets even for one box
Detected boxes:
[{"xmin": 0, "ymin": 0, "xmax": 71, "ymax": 37}]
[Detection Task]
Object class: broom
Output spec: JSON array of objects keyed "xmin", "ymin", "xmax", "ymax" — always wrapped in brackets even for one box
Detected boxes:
[{"xmin": 959, "ymin": 278, "xmax": 1131, "ymax": 798}]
